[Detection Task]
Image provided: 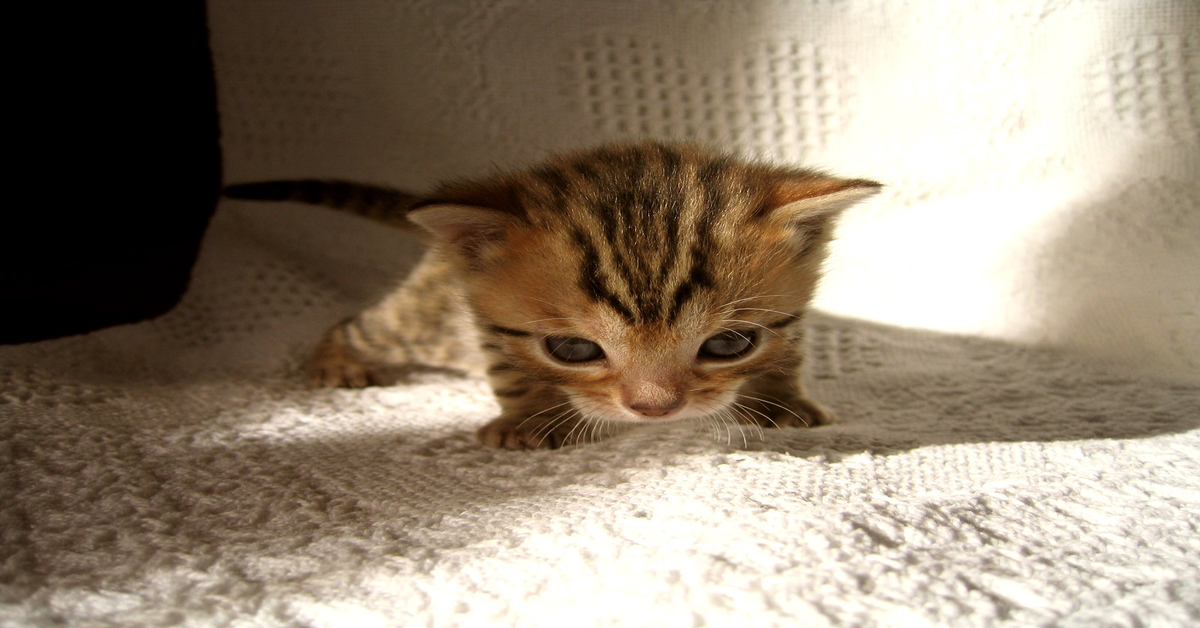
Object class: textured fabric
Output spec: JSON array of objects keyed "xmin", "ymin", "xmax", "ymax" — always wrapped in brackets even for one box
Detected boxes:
[
  {"xmin": 4, "ymin": 197, "xmax": 1199, "ymax": 627},
  {"xmin": 4, "ymin": 1, "xmax": 1200, "ymax": 626}
]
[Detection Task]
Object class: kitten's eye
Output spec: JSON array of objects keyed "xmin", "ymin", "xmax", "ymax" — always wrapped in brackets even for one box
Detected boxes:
[
  {"xmin": 544, "ymin": 336, "xmax": 605, "ymax": 363},
  {"xmin": 699, "ymin": 330, "xmax": 757, "ymax": 359}
]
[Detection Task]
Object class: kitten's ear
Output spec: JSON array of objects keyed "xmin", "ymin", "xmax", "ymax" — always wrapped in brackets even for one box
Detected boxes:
[
  {"xmin": 407, "ymin": 203, "xmax": 517, "ymax": 262},
  {"xmin": 761, "ymin": 174, "xmax": 881, "ymax": 254},
  {"xmin": 766, "ymin": 176, "xmax": 883, "ymax": 224}
]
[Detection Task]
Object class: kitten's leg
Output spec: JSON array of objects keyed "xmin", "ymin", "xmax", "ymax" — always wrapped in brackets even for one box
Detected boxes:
[
  {"xmin": 305, "ymin": 312, "xmax": 417, "ymax": 388},
  {"xmin": 306, "ymin": 250, "xmax": 482, "ymax": 387},
  {"xmin": 476, "ymin": 380, "xmax": 590, "ymax": 450},
  {"xmin": 306, "ymin": 316, "xmax": 391, "ymax": 387},
  {"xmin": 736, "ymin": 346, "xmax": 829, "ymax": 428}
]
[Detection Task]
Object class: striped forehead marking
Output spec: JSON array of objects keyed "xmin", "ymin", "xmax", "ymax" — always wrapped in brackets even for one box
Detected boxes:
[{"xmin": 550, "ymin": 146, "xmax": 733, "ymax": 325}]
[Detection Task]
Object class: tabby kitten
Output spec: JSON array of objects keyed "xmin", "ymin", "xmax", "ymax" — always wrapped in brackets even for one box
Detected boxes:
[{"xmin": 224, "ymin": 142, "xmax": 880, "ymax": 449}]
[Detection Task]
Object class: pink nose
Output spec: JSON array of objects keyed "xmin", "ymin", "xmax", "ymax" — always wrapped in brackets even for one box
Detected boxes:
[{"xmin": 627, "ymin": 400, "xmax": 683, "ymax": 418}]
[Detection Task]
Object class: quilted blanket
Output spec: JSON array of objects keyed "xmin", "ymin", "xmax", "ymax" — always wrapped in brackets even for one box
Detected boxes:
[{"xmin": 3, "ymin": 1, "xmax": 1198, "ymax": 626}]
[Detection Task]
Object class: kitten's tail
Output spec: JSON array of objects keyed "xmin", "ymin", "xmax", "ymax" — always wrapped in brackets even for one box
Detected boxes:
[{"xmin": 222, "ymin": 179, "xmax": 419, "ymax": 230}]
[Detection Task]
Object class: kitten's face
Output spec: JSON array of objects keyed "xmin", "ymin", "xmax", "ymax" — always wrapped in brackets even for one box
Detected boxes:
[
  {"xmin": 408, "ymin": 142, "xmax": 879, "ymax": 428},
  {"xmin": 466, "ymin": 219, "xmax": 822, "ymax": 424}
]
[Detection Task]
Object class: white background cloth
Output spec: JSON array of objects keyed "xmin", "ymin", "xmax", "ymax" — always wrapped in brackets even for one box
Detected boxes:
[
  {"xmin": 3, "ymin": 1, "xmax": 1199, "ymax": 626},
  {"xmin": 212, "ymin": 0, "xmax": 1200, "ymax": 373}
]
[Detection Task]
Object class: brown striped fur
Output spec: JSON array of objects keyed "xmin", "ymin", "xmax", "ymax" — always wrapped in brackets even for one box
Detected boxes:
[{"xmin": 225, "ymin": 142, "xmax": 881, "ymax": 449}]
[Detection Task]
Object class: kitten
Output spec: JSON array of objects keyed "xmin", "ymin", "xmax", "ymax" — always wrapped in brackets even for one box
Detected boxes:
[{"xmin": 224, "ymin": 142, "xmax": 881, "ymax": 449}]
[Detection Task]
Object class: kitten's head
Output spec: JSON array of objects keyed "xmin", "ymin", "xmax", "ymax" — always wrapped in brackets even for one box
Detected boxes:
[{"xmin": 409, "ymin": 142, "xmax": 880, "ymax": 424}]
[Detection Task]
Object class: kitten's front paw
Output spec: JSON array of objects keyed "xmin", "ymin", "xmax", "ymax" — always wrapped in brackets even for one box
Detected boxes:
[
  {"xmin": 739, "ymin": 395, "xmax": 830, "ymax": 428},
  {"xmin": 476, "ymin": 413, "xmax": 587, "ymax": 450},
  {"xmin": 304, "ymin": 351, "xmax": 390, "ymax": 388},
  {"xmin": 305, "ymin": 360, "xmax": 381, "ymax": 388}
]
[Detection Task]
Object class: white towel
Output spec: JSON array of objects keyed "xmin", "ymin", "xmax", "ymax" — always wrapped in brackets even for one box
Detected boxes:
[{"xmin": 2, "ymin": 203, "xmax": 1197, "ymax": 626}]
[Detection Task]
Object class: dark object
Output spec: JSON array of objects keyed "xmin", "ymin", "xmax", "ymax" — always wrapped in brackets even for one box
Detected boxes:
[{"xmin": 0, "ymin": 3, "xmax": 221, "ymax": 344}]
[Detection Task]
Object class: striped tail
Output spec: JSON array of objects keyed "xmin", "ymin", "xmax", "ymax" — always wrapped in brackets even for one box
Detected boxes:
[{"xmin": 222, "ymin": 179, "xmax": 419, "ymax": 230}]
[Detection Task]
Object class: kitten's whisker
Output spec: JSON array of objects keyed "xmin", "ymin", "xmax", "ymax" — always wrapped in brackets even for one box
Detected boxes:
[
  {"xmin": 531, "ymin": 408, "xmax": 576, "ymax": 441},
  {"xmin": 740, "ymin": 392, "xmax": 810, "ymax": 423},
  {"xmin": 727, "ymin": 307, "xmax": 801, "ymax": 319},
  {"xmin": 548, "ymin": 410, "xmax": 586, "ymax": 447},
  {"xmin": 708, "ymin": 420, "xmax": 721, "ymax": 445},
  {"xmin": 726, "ymin": 409, "xmax": 749, "ymax": 447},
  {"xmin": 520, "ymin": 317, "xmax": 574, "ymax": 326},
  {"xmin": 718, "ymin": 319, "xmax": 782, "ymax": 339},
  {"xmin": 553, "ymin": 411, "xmax": 583, "ymax": 440},
  {"xmin": 712, "ymin": 325, "xmax": 771, "ymax": 350},
  {"xmin": 513, "ymin": 400, "xmax": 574, "ymax": 431},
  {"xmin": 718, "ymin": 412, "xmax": 733, "ymax": 447},
  {"xmin": 717, "ymin": 294, "xmax": 793, "ymax": 310},
  {"xmin": 563, "ymin": 411, "xmax": 595, "ymax": 446},
  {"xmin": 703, "ymin": 415, "xmax": 718, "ymax": 442},
  {"xmin": 734, "ymin": 401, "xmax": 777, "ymax": 430},
  {"xmin": 691, "ymin": 400, "xmax": 721, "ymax": 441},
  {"xmin": 730, "ymin": 403, "xmax": 766, "ymax": 443},
  {"xmin": 583, "ymin": 414, "xmax": 599, "ymax": 445},
  {"xmin": 703, "ymin": 404, "xmax": 727, "ymax": 441},
  {"xmin": 721, "ymin": 408, "xmax": 749, "ymax": 447},
  {"xmin": 565, "ymin": 406, "xmax": 598, "ymax": 443},
  {"xmin": 739, "ymin": 393, "xmax": 810, "ymax": 427},
  {"xmin": 518, "ymin": 410, "xmax": 574, "ymax": 442},
  {"xmin": 594, "ymin": 415, "xmax": 612, "ymax": 443},
  {"xmin": 707, "ymin": 409, "xmax": 730, "ymax": 446},
  {"xmin": 700, "ymin": 398, "xmax": 742, "ymax": 445},
  {"xmin": 712, "ymin": 325, "xmax": 756, "ymax": 344}
]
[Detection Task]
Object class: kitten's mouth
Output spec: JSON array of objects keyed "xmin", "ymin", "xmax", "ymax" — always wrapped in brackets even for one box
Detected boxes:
[{"xmin": 570, "ymin": 392, "xmax": 740, "ymax": 424}]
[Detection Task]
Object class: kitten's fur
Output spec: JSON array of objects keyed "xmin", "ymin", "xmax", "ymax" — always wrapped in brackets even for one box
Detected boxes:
[{"xmin": 224, "ymin": 142, "xmax": 880, "ymax": 449}]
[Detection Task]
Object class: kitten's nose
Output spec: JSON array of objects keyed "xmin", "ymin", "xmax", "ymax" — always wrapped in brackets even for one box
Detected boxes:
[
  {"xmin": 626, "ymin": 400, "xmax": 683, "ymax": 418},
  {"xmin": 623, "ymin": 380, "xmax": 685, "ymax": 418}
]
